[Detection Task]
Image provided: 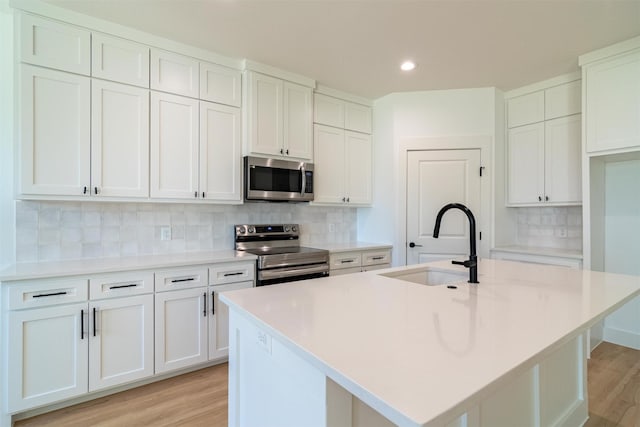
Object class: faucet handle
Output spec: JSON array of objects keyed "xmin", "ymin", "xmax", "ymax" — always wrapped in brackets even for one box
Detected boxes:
[{"xmin": 452, "ymin": 259, "xmax": 476, "ymax": 268}]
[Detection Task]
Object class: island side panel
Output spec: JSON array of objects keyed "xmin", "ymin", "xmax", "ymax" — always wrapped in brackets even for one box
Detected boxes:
[{"xmin": 228, "ymin": 308, "xmax": 352, "ymax": 427}]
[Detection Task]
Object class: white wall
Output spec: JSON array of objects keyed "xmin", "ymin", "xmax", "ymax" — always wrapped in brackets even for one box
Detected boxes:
[
  {"xmin": 358, "ymin": 88, "xmax": 503, "ymax": 266},
  {"xmin": 0, "ymin": 0, "xmax": 15, "ymax": 269},
  {"xmin": 602, "ymin": 159, "xmax": 640, "ymax": 349}
]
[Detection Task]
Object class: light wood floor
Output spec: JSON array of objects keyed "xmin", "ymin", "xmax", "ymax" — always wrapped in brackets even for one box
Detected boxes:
[{"xmin": 16, "ymin": 342, "xmax": 640, "ymax": 427}]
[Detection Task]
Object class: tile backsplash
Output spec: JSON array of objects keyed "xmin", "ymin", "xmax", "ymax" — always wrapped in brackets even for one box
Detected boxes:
[
  {"xmin": 515, "ymin": 206, "xmax": 582, "ymax": 250},
  {"xmin": 15, "ymin": 201, "xmax": 357, "ymax": 263}
]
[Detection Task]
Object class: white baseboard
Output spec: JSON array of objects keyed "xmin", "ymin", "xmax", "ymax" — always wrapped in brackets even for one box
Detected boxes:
[{"xmin": 603, "ymin": 327, "xmax": 640, "ymax": 350}]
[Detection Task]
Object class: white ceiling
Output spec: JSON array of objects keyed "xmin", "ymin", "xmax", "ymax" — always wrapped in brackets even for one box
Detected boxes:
[{"xmin": 43, "ymin": 0, "xmax": 640, "ymax": 100}]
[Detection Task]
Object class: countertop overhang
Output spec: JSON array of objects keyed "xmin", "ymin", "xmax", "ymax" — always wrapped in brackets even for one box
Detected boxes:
[{"xmin": 221, "ymin": 259, "xmax": 640, "ymax": 426}]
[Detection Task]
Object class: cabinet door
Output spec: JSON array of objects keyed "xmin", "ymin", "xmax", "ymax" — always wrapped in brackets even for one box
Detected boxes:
[
  {"xmin": 89, "ymin": 295, "xmax": 154, "ymax": 391},
  {"xmin": 344, "ymin": 102, "xmax": 372, "ymax": 134},
  {"xmin": 585, "ymin": 50, "xmax": 640, "ymax": 153},
  {"xmin": 208, "ymin": 281, "xmax": 253, "ymax": 360},
  {"xmin": 507, "ymin": 91, "xmax": 544, "ymax": 128},
  {"xmin": 507, "ymin": 123, "xmax": 545, "ymax": 205},
  {"xmin": 92, "ymin": 32, "xmax": 150, "ymax": 87},
  {"xmin": 545, "ymin": 115, "xmax": 582, "ymax": 204},
  {"xmin": 246, "ymin": 71, "xmax": 283, "ymax": 157},
  {"xmin": 314, "ymin": 93, "xmax": 344, "ymax": 128},
  {"xmin": 283, "ymin": 81, "xmax": 313, "ymax": 160},
  {"xmin": 20, "ymin": 65, "xmax": 90, "ymax": 196},
  {"xmin": 19, "ymin": 13, "xmax": 90, "ymax": 75},
  {"xmin": 199, "ymin": 101, "xmax": 242, "ymax": 202},
  {"xmin": 150, "ymin": 91, "xmax": 199, "ymax": 199},
  {"xmin": 545, "ymin": 80, "xmax": 581, "ymax": 120},
  {"xmin": 92, "ymin": 80, "xmax": 149, "ymax": 198},
  {"xmin": 150, "ymin": 48, "xmax": 199, "ymax": 98},
  {"xmin": 345, "ymin": 131, "xmax": 372, "ymax": 205},
  {"xmin": 313, "ymin": 125, "xmax": 345, "ymax": 204},
  {"xmin": 8, "ymin": 303, "xmax": 88, "ymax": 412},
  {"xmin": 155, "ymin": 288, "xmax": 208, "ymax": 373},
  {"xmin": 200, "ymin": 61, "xmax": 241, "ymax": 107}
]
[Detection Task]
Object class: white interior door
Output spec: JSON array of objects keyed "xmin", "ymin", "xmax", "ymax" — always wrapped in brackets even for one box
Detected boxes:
[{"xmin": 407, "ymin": 149, "xmax": 482, "ymax": 265}]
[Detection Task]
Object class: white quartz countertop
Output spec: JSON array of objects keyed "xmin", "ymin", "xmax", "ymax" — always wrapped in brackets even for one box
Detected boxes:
[
  {"xmin": 492, "ymin": 245, "xmax": 583, "ymax": 259},
  {"xmin": 221, "ymin": 259, "xmax": 640, "ymax": 427},
  {"xmin": 312, "ymin": 241, "xmax": 393, "ymax": 252},
  {"xmin": 0, "ymin": 250, "xmax": 256, "ymax": 282}
]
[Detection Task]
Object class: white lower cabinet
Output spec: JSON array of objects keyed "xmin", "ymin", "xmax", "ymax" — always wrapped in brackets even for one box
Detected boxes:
[
  {"xmin": 154, "ymin": 286, "xmax": 208, "ymax": 374},
  {"xmin": 329, "ymin": 248, "xmax": 392, "ymax": 276},
  {"xmin": 208, "ymin": 281, "xmax": 253, "ymax": 360}
]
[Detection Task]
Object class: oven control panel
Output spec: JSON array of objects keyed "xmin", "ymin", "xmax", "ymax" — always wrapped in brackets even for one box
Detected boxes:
[{"xmin": 235, "ymin": 224, "xmax": 299, "ymax": 237}]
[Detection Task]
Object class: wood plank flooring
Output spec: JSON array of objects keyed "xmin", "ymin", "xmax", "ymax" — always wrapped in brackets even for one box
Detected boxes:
[{"xmin": 16, "ymin": 342, "xmax": 640, "ymax": 427}]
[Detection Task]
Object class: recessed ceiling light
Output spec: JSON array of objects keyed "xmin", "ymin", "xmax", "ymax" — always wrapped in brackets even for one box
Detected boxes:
[{"xmin": 400, "ymin": 61, "xmax": 416, "ymax": 71}]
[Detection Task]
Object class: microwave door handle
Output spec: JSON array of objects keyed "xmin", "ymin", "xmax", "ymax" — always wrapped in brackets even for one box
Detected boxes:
[{"xmin": 300, "ymin": 164, "xmax": 306, "ymax": 196}]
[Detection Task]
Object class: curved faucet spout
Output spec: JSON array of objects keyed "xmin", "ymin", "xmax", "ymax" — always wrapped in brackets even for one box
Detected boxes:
[{"xmin": 432, "ymin": 203, "xmax": 479, "ymax": 284}]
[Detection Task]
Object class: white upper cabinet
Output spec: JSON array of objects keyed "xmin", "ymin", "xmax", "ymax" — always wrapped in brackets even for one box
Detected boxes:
[
  {"xmin": 314, "ymin": 93, "xmax": 372, "ymax": 134},
  {"xmin": 507, "ymin": 91, "xmax": 544, "ymax": 128},
  {"xmin": 344, "ymin": 130, "xmax": 372, "ymax": 204},
  {"xmin": 200, "ymin": 61, "xmax": 241, "ymax": 107},
  {"xmin": 150, "ymin": 91, "xmax": 199, "ymax": 199},
  {"xmin": 583, "ymin": 48, "xmax": 640, "ymax": 154},
  {"xmin": 92, "ymin": 33, "xmax": 150, "ymax": 88},
  {"xmin": 20, "ymin": 64, "xmax": 90, "ymax": 196},
  {"xmin": 91, "ymin": 80, "xmax": 149, "ymax": 198},
  {"xmin": 507, "ymin": 123, "xmax": 545, "ymax": 205},
  {"xmin": 150, "ymin": 48, "xmax": 199, "ymax": 98},
  {"xmin": 199, "ymin": 101, "xmax": 242, "ymax": 202},
  {"xmin": 545, "ymin": 80, "xmax": 581, "ymax": 120},
  {"xmin": 545, "ymin": 115, "xmax": 582, "ymax": 204},
  {"xmin": 19, "ymin": 13, "xmax": 90, "ymax": 75},
  {"xmin": 244, "ymin": 71, "xmax": 313, "ymax": 161}
]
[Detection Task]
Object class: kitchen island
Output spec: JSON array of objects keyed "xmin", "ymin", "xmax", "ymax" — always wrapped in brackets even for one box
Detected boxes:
[{"xmin": 220, "ymin": 259, "xmax": 640, "ymax": 427}]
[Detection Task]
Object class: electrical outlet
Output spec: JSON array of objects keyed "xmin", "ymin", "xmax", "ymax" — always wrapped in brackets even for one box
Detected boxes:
[
  {"xmin": 160, "ymin": 226, "xmax": 171, "ymax": 241},
  {"xmin": 558, "ymin": 227, "xmax": 568, "ymax": 238}
]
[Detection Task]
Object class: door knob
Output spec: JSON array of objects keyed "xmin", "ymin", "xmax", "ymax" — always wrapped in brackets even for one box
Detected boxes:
[{"xmin": 409, "ymin": 242, "xmax": 422, "ymax": 248}]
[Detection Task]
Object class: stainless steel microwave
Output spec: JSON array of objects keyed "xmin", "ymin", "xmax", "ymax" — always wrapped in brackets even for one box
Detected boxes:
[{"xmin": 244, "ymin": 156, "xmax": 314, "ymax": 202}]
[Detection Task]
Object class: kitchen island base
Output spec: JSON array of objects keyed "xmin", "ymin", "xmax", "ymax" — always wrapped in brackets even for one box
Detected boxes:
[{"xmin": 228, "ymin": 309, "xmax": 588, "ymax": 427}]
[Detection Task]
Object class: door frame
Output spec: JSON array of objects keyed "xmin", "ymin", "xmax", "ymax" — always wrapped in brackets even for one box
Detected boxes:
[{"xmin": 398, "ymin": 136, "xmax": 493, "ymax": 265}]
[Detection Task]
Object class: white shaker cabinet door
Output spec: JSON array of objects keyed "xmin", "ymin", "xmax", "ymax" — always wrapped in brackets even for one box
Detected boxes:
[
  {"xmin": 313, "ymin": 125, "xmax": 345, "ymax": 204},
  {"xmin": 20, "ymin": 64, "xmax": 90, "ymax": 196},
  {"xmin": 88, "ymin": 295, "xmax": 154, "ymax": 392},
  {"xmin": 155, "ymin": 288, "xmax": 208, "ymax": 374},
  {"xmin": 283, "ymin": 81, "xmax": 313, "ymax": 161},
  {"xmin": 246, "ymin": 71, "xmax": 283, "ymax": 157},
  {"xmin": 19, "ymin": 13, "xmax": 90, "ymax": 75},
  {"xmin": 507, "ymin": 91, "xmax": 545, "ymax": 128},
  {"xmin": 92, "ymin": 33, "xmax": 150, "ymax": 87},
  {"xmin": 7, "ymin": 303, "xmax": 88, "ymax": 412},
  {"xmin": 344, "ymin": 102, "xmax": 372, "ymax": 134},
  {"xmin": 200, "ymin": 61, "xmax": 241, "ymax": 107},
  {"xmin": 92, "ymin": 80, "xmax": 149, "ymax": 198},
  {"xmin": 507, "ymin": 122, "xmax": 545, "ymax": 205},
  {"xmin": 199, "ymin": 101, "xmax": 242, "ymax": 202},
  {"xmin": 313, "ymin": 93, "xmax": 345, "ymax": 128},
  {"xmin": 208, "ymin": 281, "xmax": 253, "ymax": 361},
  {"xmin": 150, "ymin": 48, "xmax": 199, "ymax": 98},
  {"xmin": 345, "ymin": 130, "xmax": 372, "ymax": 205},
  {"xmin": 150, "ymin": 91, "xmax": 199, "ymax": 199},
  {"xmin": 545, "ymin": 115, "xmax": 582, "ymax": 204}
]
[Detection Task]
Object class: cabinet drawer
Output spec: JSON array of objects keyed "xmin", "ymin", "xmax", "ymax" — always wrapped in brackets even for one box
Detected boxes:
[
  {"xmin": 209, "ymin": 262, "xmax": 255, "ymax": 285},
  {"xmin": 330, "ymin": 252, "xmax": 362, "ymax": 270},
  {"xmin": 155, "ymin": 267, "xmax": 208, "ymax": 292},
  {"xmin": 362, "ymin": 250, "xmax": 391, "ymax": 266},
  {"xmin": 6, "ymin": 278, "xmax": 88, "ymax": 310},
  {"xmin": 89, "ymin": 271, "xmax": 154, "ymax": 300}
]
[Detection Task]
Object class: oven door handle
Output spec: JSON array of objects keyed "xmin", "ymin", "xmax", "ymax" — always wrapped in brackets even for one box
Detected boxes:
[
  {"xmin": 259, "ymin": 264, "xmax": 329, "ymax": 280},
  {"xmin": 300, "ymin": 164, "xmax": 306, "ymax": 197}
]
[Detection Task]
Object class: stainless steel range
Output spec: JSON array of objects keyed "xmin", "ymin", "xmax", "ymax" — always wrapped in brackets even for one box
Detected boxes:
[{"xmin": 234, "ymin": 224, "xmax": 329, "ymax": 286}]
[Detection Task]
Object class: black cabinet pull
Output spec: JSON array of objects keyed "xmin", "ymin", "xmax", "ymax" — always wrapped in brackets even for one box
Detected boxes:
[
  {"xmin": 280, "ymin": 148, "xmax": 284, "ymax": 154},
  {"xmin": 33, "ymin": 291, "xmax": 67, "ymax": 298},
  {"xmin": 346, "ymin": 197, "xmax": 350, "ymax": 202},
  {"xmin": 538, "ymin": 196, "xmax": 542, "ymax": 201},
  {"xmin": 83, "ymin": 186, "xmax": 88, "ymax": 194},
  {"xmin": 202, "ymin": 192, "xmax": 205, "ymax": 198},
  {"xmin": 341, "ymin": 259, "xmax": 354, "ymax": 264},
  {"xmin": 203, "ymin": 292, "xmax": 207, "ymax": 317},
  {"xmin": 286, "ymin": 149, "xmax": 289, "ymax": 155},
  {"xmin": 371, "ymin": 256, "xmax": 384, "ymax": 260},
  {"xmin": 194, "ymin": 191, "xmax": 198, "ymax": 198},
  {"xmin": 171, "ymin": 278, "xmax": 195, "ymax": 283},
  {"xmin": 93, "ymin": 307, "xmax": 97, "ymax": 337},
  {"xmin": 81, "ymin": 309, "xmax": 85, "ymax": 340},
  {"xmin": 223, "ymin": 272, "xmax": 243, "ymax": 277},
  {"xmin": 94, "ymin": 187, "xmax": 99, "ymax": 195},
  {"xmin": 109, "ymin": 283, "xmax": 138, "ymax": 290},
  {"xmin": 211, "ymin": 291, "xmax": 215, "ymax": 315},
  {"xmin": 545, "ymin": 195, "xmax": 549, "ymax": 201}
]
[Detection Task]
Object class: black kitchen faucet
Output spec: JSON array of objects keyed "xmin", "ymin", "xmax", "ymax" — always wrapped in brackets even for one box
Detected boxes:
[{"xmin": 432, "ymin": 203, "xmax": 479, "ymax": 284}]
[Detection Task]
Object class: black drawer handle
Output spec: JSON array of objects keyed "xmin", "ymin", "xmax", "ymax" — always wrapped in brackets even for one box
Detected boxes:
[
  {"xmin": 81, "ymin": 309, "xmax": 85, "ymax": 340},
  {"xmin": 171, "ymin": 278, "xmax": 195, "ymax": 283},
  {"xmin": 93, "ymin": 307, "xmax": 97, "ymax": 337},
  {"xmin": 109, "ymin": 284, "xmax": 138, "ymax": 290},
  {"xmin": 371, "ymin": 256, "xmax": 385, "ymax": 260},
  {"xmin": 340, "ymin": 260, "xmax": 355, "ymax": 264},
  {"xmin": 211, "ymin": 291, "xmax": 215, "ymax": 315},
  {"xmin": 223, "ymin": 272, "xmax": 243, "ymax": 277},
  {"xmin": 203, "ymin": 293, "xmax": 207, "ymax": 317},
  {"xmin": 33, "ymin": 291, "xmax": 68, "ymax": 298}
]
